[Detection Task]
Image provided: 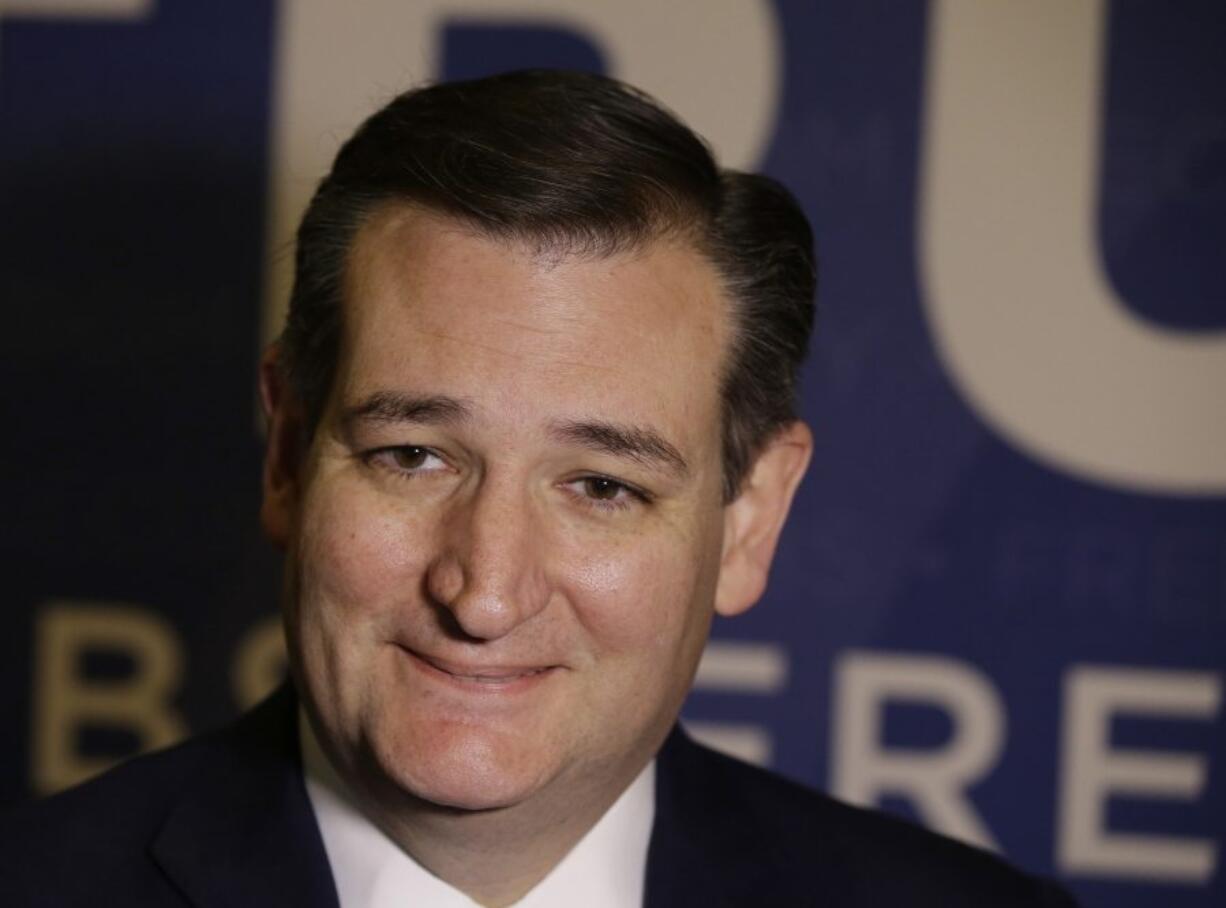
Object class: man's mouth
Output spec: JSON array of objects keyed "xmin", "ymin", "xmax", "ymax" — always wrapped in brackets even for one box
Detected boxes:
[{"xmin": 400, "ymin": 646, "xmax": 557, "ymax": 687}]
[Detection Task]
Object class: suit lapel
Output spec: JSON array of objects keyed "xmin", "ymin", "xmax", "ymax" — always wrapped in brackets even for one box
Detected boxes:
[
  {"xmin": 644, "ymin": 726, "xmax": 863, "ymax": 908},
  {"xmin": 149, "ymin": 685, "xmax": 340, "ymax": 908},
  {"xmin": 644, "ymin": 728, "xmax": 740, "ymax": 908}
]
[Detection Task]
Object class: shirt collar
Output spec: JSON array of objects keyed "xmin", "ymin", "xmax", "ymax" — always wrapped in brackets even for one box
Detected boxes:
[{"xmin": 299, "ymin": 709, "xmax": 655, "ymax": 908}]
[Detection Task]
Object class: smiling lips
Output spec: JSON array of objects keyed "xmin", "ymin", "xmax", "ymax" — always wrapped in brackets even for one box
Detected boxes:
[{"xmin": 402, "ymin": 646, "xmax": 558, "ymax": 689}]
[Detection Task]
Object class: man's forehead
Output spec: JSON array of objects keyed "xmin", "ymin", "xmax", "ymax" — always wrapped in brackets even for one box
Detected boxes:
[
  {"xmin": 330, "ymin": 205, "xmax": 731, "ymax": 461},
  {"xmin": 340, "ymin": 204, "xmax": 731, "ymax": 370}
]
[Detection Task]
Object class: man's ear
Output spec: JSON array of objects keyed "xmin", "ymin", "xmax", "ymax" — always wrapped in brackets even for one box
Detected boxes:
[
  {"xmin": 258, "ymin": 344, "xmax": 306, "ymax": 548},
  {"xmin": 714, "ymin": 421, "xmax": 813, "ymax": 617}
]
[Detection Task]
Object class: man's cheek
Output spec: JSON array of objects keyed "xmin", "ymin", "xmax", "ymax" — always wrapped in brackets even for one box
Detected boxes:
[
  {"xmin": 566, "ymin": 546, "xmax": 698, "ymax": 648},
  {"xmin": 300, "ymin": 489, "xmax": 431, "ymax": 611}
]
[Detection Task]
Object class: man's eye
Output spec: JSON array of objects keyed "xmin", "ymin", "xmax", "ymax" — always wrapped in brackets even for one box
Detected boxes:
[
  {"xmin": 567, "ymin": 475, "xmax": 649, "ymax": 511},
  {"xmin": 391, "ymin": 447, "xmax": 429, "ymax": 470},
  {"xmin": 584, "ymin": 477, "xmax": 623, "ymax": 500},
  {"xmin": 370, "ymin": 446, "xmax": 448, "ymax": 475}
]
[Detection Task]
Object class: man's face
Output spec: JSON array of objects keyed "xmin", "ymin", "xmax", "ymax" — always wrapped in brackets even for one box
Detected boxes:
[{"xmin": 273, "ymin": 207, "xmax": 739, "ymax": 815}]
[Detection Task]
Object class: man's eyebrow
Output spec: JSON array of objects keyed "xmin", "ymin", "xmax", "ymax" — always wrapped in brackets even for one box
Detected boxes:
[
  {"xmin": 341, "ymin": 391, "xmax": 472, "ymax": 428},
  {"xmin": 551, "ymin": 419, "xmax": 689, "ymax": 477}
]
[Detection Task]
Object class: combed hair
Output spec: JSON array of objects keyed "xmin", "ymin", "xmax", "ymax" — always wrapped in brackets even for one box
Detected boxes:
[{"xmin": 280, "ymin": 69, "xmax": 816, "ymax": 500}]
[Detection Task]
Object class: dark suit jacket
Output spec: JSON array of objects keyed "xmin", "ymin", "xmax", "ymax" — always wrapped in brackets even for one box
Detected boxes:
[{"xmin": 1, "ymin": 685, "xmax": 1075, "ymax": 907}]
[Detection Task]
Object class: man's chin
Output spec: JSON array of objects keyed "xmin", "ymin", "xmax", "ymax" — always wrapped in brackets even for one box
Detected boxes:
[{"xmin": 369, "ymin": 724, "xmax": 562, "ymax": 814}]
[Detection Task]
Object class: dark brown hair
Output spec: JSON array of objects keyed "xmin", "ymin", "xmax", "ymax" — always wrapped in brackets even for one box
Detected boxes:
[{"xmin": 279, "ymin": 69, "xmax": 815, "ymax": 500}]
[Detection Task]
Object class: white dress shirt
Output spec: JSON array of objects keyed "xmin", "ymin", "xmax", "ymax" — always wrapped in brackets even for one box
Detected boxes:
[{"xmin": 300, "ymin": 713, "xmax": 655, "ymax": 908}]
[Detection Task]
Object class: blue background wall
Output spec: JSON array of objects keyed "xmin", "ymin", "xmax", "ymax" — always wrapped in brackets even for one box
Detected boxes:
[{"xmin": 2, "ymin": 2, "xmax": 1222, "ymax": 906}]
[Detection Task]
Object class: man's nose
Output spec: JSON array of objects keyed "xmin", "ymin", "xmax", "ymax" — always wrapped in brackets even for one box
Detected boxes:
[{"xmin": 424, "ymin": 477, "xmax": 551, "ymax": 640}]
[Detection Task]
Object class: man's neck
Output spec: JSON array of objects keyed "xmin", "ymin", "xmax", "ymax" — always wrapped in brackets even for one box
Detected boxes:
[{"xmin": 300, "ymin": 712, "xmax": 654, "ymax": 907}]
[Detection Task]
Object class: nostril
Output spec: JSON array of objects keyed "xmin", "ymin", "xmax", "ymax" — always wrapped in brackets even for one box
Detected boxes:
[
  {"xmin": 429, "ymin": 602, "xmax": 485, "ymax": 644},
  {"xmin": 425, "ymin": 553, "xmax": 466, "ymax": 607}
]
